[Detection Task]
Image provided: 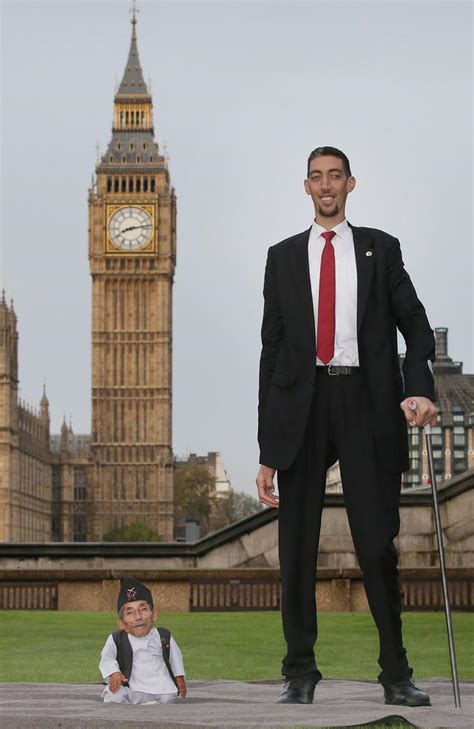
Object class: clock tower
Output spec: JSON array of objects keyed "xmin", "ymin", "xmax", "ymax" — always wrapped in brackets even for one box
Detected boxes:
[{"xmin": 88, "ymin": 8, "xmax": 176, "ymax": 540}]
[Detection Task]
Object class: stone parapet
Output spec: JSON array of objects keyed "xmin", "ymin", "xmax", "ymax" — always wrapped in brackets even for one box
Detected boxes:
[{"xmin": 0, "ymin": 567, "xmax": 472, "ymax": 612}]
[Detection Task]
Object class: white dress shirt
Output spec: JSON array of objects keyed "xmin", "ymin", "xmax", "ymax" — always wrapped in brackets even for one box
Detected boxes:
[
  {"xmin": 99, "ymin": 627, "xmax": 185, "ymax": 695},
  {"xmin": 308, "ymin": 218, "xmax": 359, "ymax": 366}
]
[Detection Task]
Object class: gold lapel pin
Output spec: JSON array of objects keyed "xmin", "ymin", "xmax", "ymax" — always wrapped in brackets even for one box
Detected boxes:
[{"xmin": 365, "ymin": 251, "xmax": 373, "ymax": 257}]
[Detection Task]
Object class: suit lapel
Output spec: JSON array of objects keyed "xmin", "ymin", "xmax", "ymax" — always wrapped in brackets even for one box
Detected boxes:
[
  {"xmin": 350, "ymin": 224, "xmax": 375, "ymax": 332},
  {"xmin": 289, "ymin": 227, "xmax": 315, "ymax": 350}
]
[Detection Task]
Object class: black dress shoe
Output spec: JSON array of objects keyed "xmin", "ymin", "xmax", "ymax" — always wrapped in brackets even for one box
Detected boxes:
[
  {"xmin": 277, "ymin": 676, "xmax": 316, "ymax": 704},
  {"xmin": 384, "ymin": 678, "xmax": 431, "ymax": 707}
]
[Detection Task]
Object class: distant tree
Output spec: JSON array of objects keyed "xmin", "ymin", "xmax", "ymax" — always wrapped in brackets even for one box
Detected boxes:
[
  {"xmin": 210, "ymin": 490, "xmax": 263, "ymax": 532},
  {"xmin": 102, "ymin": 522, "xmax": 161, "ymax": 542},
  {"xmin": 174, "ymin": 462, "xmax": 216, "ymax": 535}
]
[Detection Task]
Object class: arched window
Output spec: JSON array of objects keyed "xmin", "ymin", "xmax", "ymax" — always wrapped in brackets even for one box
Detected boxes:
[
  {"xmin": 121, "ymin": 178, "xmax": 126, "ymax": 192},
  {"xmin": 120, "ymin": 112, "xmax": 124, "ymax": 128},
  {"xmin": 150, "ymin": 156, "xmax": 153, "ymax": 162},
  {"xmin": 150, "ymin": 178, "xmax": 156, "ymax": 192},
  {"xmin": 136, "ymin": 177, "xmax": 141, "ymax": 192},
  {"xmin": 137, "ymin": 155, "xmax": 141, "ymax": 163},
  {"xmin": 109, "ymin": 156, "xmax": 113, "ymax": 162},
  {"xmin": 125, "ymin": 111, "xmax": 129, "ymax": 126},
  {"xmin": 128, "ymin": 177, "xmax": 133, "ymax": 192},
  {"xmin": 142, "ymin": 142, "xmax": 146, "ymax": 150},
  {"xmin": 117, "ymin": 143, "xmax": 121, "ymax": 150},
  {"xmin": 114, "ymin": 178, "xmax": 119, "ymax": 192},
  {"xmin": 141, "ymin": 111, "xmax": 145, "ymax": 127},
  {"xmin": 143, "ymin": 177, "xmax": 148, "ymax": 192},
  {"xmin": 107, "ymin": 178, "xmax": 112, "ymax": 192},
  {"xmin": 122, "ymin": 156, "xmax": 126, "ymax": 163}
]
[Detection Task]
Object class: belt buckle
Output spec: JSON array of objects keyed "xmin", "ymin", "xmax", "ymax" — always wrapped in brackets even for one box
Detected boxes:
[{"xmin": 328, "ymin": 365, "xmax": 339, "ymax": 376}]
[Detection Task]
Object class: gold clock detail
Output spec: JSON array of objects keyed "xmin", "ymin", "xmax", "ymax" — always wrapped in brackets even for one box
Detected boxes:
[{"xmin": 108, "ymin": 206, "xmax": 153, "ymax": 251}]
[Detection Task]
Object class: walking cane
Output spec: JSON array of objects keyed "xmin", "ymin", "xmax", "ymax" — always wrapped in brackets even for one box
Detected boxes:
[{"xmin": 408, "ymin": 401, "xmax": 461, "ymax": 708}]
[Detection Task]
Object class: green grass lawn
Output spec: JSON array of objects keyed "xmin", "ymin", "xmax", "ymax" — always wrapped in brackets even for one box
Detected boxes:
[{"xmin": 0, "ymin": 610, "xmax": 472, "ymax": 684}]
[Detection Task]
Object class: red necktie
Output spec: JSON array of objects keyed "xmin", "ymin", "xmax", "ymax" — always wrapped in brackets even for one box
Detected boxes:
[{"xmin": 316, "ymin": 230, "xmax": 336, "ymax": 364}]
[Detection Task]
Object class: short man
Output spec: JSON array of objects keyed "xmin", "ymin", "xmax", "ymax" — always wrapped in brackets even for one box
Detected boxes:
[
  {"xmin": 256, "ymin": 147, "xmax": 436, "ymax": 706},
  {"xmin": 99, "ymin": 577, "xmax": 186, "ymax": 704}
]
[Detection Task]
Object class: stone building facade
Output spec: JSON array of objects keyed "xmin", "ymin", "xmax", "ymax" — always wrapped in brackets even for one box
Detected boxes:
[
  {"xmin": 0, "ymin": 296, "xmax": 52, "ymax": 541},
  {"xmin": 402, "ymin": 327, "xmax": 474, "ymax": 489},
  {"xmin": 86, "ymin": 10, "xmax": 176, "ymax": 541}
]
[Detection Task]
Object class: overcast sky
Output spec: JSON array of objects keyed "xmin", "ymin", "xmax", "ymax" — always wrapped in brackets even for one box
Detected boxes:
[{"xmin": 1, "ymin": 0, "xmax": 472, "ymax": 496}]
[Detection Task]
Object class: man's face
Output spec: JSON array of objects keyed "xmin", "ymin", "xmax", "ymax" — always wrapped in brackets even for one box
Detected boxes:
[
  {"xmin": 304, "ymin": 155, "xmax": 355, "ymax": 220},
  {"xmin": 119, "ymin": 600, "xmax": 156, "ymax": 638}
]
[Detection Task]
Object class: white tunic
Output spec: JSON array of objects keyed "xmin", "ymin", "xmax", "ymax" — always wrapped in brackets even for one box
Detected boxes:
[{"xmin": 99, "ymin": 627, "xmax": 185, "ymax": 695}]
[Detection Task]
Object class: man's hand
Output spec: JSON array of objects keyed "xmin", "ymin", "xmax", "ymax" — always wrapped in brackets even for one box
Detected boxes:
[
  {"xmin": 176, "ymin": 675, "xmax": 187, "ymax": 699},
  {"xmin": 400, "ymin": 396, "xmax": 437, "ymax": 427},
  {"xmin": 256, "ymin": 464, "xmax": 279, "ymax": 507},
  {"xmin": 108, "ymin": 671, "xmax": 127, "ymax": 693}
]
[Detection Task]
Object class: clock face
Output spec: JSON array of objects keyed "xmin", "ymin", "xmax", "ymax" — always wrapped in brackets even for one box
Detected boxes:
[{"xmin": 108, "ymin": 206, "xmax": 153, "ymax": 251}]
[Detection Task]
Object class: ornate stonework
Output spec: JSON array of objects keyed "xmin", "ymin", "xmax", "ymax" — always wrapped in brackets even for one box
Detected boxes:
[
  {"xmin": 0, "ymin": 296, "xmax": 52, "ymax": 541},
  {"xmin": 86, "ymin": 13, "xmax": 176, "ymax": 540}
]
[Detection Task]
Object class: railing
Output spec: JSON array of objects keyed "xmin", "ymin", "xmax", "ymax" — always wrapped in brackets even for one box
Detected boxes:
[
  {"xmin": 0, "ymin": 569, "xmax": 472, "ymax": 611},
  {"xmin": 401, "ymin": 575, "xmax": 474, "ymax": 611},
  {"xmin": 0, "ymin": 583, "xmax": 58, "ymax": 610},
  {"xmin": 190, "ymin": 577, "xmax": 280, "ymax": 611}
]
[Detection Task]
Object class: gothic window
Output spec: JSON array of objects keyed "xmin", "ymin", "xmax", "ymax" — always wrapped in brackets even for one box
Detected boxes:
[
  {"xmin": 452, "ymin": 406, "xmax": 464, "ymax": 423},
  {"xmin": 117, "ymin": 143, "xmax": 121, "ymax": 150},
  {"xmin": 130, "ymin": 143, "xmax": 135, "ymax": 150},
  {"xmin": 125, "ymin": 111, "xmax": 129, "ymax": 126},
  {"xmin": 431, "ymin": 426, "xmax": 444, "ymax": 475},
  {"xmin": 120, "ymin": 112, "xmax": 124, "ymax": 127},
  {"xmin": 73, "ymin": 516, "xmax": 87, "ymax": 542},
  {"xmin": 150, "ymin": 178, "xmax": 156, "ymax": 192},
  {"xmin": 52, "ymin": 469, "xmax": 61, "ymax": 502},
  {"xmin": 143, "ymin": 177, "xmax": 148, "ymax": 192},
  {"xmin": 51, "ymin": 517, "xmax": 61, "ymax": 542},
  {"xmin": 128, "ymin": 177, "xmax": 133, "ymax": 192},
  {"xmin": 122, "ymin": 156, "xmax": 126, "ymax": 163},
  {"xmin": 150, "ymin": 156, "xmax": 154, "ymax": 162},
  {"xmin": 107, "ymin": 178, "xmax": 112, "ymax": 192},
  {"xmin": 142, "ymin": 142, "xmax": 146, "ymax": 150},
  {"xmin": 141, "ymin": 111, "xmax": 145, "ymax": 127},
  {"xmin": 453, "ymin": 426, "xmax": 467, "ymax": 473},
  {"xmin": 74, "ymin": 470, "xmax": 87, "ymax": 501},
  {"xmin": 136, "ymin": 177, "xmax": 141, "ymax": 192},
  {"xmin": 121, "ymin": 178, "xmax": 126, "ymax": 192},
  {"xmin": 109, "ymin": 156, "xmax": 113, "ymax": 162},
  {"xmin": 137, "ymin": 156, "xmax": 141, "ymax": 164},
  {"xmin": 114, "ymin": 178, "xmax": 119, "ymax": 192}
]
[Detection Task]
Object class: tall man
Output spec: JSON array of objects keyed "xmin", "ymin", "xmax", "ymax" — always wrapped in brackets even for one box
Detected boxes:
[{"xmin": 256, "ymin": 147, "xmax": 437, "ymax": 706}]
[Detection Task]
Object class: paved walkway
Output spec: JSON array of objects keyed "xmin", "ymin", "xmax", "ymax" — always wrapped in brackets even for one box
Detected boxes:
[{"xmin": 1, "ymin": 679, "xmax": 472, "ymax": 728}]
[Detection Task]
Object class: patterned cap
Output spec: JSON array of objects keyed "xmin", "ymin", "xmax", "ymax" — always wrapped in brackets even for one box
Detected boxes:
[{"xmin": 117, "ymin": 577, "xmax": 153, "ymax": 612}]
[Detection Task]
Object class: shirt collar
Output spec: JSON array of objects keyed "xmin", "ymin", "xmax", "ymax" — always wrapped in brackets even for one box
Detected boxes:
[{"xmin": 312, "ymin": 218, "xmax": 349, "ymax": 241}]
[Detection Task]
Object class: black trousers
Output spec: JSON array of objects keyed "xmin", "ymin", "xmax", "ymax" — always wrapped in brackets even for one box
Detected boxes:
[{"xmin": 277, "ymin": 371, "xmax": 412, "ymax": 686}]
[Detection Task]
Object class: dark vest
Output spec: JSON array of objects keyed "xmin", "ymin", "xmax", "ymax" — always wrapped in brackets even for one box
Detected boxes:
[{"xmin": 112, "ymin": 627, "xmax": 178, "ymax": 689}]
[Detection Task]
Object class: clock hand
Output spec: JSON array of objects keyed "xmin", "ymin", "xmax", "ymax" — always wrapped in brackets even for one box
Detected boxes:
[{"xmin": 120, "ymin": 224, "xmax": 152, "ymax": 233}]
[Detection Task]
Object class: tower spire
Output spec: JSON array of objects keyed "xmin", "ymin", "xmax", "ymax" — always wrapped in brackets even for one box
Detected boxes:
[
  {"xmin": 117, "ymin": 1, "xmax": 147, "ymax": 97},
  {"xmin": 130, "ymin": 0, "xmax": 139, "ymax": 28}
]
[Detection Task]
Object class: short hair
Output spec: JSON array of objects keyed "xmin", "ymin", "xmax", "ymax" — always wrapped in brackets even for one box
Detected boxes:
[
  {"xmin": 118, "ymin": 601, "xmax": 153, "ymax": 620},
  {"xmin": 307, "ymin": 146, "xmax": 352, "ymax": 178}
]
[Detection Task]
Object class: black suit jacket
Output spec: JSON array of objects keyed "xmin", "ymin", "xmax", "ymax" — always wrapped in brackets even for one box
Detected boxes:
[{"xmin": 258, "ymin": 224, "xmax": 436, "ymax": 472}]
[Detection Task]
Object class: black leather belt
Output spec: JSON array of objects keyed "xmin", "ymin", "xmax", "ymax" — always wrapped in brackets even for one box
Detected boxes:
[{"xmin": 316, "ymin": 365, "xmax": 360, "ymax": 376}]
